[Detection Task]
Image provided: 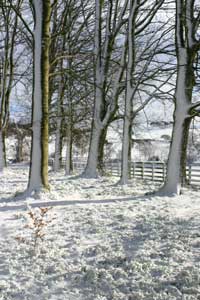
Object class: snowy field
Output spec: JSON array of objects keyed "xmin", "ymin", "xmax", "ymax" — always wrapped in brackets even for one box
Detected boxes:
[{"xmin": 0, "ymin": 164, "xmax": 200, "ymax": 300}]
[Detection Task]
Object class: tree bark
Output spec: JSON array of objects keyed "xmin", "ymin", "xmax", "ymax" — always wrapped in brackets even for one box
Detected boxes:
[
  {"xmin": 81, "ymin": 0, "xmax": 127, "ymax": 178},
  {"xmin": 97, "ymin": 126, "xmax": 108, "ymax": 175},
  {"xmin": 28, "ymin": 0, "xmax": 51, "ymax": 192},
  {"xmin": 54, "ymin": 118, "xmax": 62, "ymax": 172},
  {"xmin": 65, "ymin": 126, "xmax": 73, "ymax": 175},
  {"xmin": 0, "ymin": 1, "xmax": 20, "ymax": 171},
  {"xmin": 120, "ymin": 0, "xmax": 137, "ymax": 184},
  {"xmin": 0, "ymin": 130, "xmax": 5, "ymax": 172},
  {"xmin": 82, "ymin": 120, "xmax": 101, "ymax": 178},
  {"xmin": 53, "ymin": 70, "xmax": 65, "ymax": 172},
  {"xmin": 158, "ymin": 0, "xmax": 199, "ymax": 195},
  {"xmin": 159, "ymin": 52, "xmax": 193, "ymax": 194},
  {"xmin": 120, "ymin": 94, "xmax": 132, "ymax": 184},
  {"xmin": 16, "ymin": 135, "xmax": 24, "ymax": 163}
]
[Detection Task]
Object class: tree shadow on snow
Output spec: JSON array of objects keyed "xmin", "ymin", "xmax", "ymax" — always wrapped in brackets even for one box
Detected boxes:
[{"xmin": 0, "ymin": 194, "xmax": 151, "ymax": 212}]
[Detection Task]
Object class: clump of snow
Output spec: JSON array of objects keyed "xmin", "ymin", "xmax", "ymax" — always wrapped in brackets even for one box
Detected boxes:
[{"xmin": 0, "ymin": 164, "xmax": 200, "ymax": 299}]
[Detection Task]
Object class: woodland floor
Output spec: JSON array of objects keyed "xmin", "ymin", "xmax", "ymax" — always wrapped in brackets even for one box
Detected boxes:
[{"xmin": 0, "ymin": 164, "xmax": 199, "ymax": 300}]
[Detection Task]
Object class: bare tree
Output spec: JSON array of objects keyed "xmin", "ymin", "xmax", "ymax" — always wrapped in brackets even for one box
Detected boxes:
[
  {"xmin": 120, "ymin": 6, "xmax": 174, "ymax": 184},
  {"xmin": 0, "ymin": 0, "xmax": 21, "ymax": 171},
  {"xmin": 49, "ymin": 0, "xmax": 93, "ymax": 174},
  {"xmin": 82, "ymin": 0, "xmax": 128, "ymax": 178}
]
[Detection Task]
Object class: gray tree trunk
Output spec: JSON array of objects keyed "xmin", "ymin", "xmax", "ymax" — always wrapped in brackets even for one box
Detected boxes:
[
  {"xmin": 82, "ymin": 0, "xmax": 128, "ymax": 178},
  {"xmin": 54, "ymin": 119, "xmax": 62, "ymax": 172},
  {"xmin": 0, "ymin": 130, "xmax": 5, "ymax": 172},
  {"xmin": 158, "ymin": 0, "xmax": 199, "ymax": 195},
  {"xmin": 65, "ymin": 125, "xmax": 73, "ymax": 175},
  {"xmin": 82, "ymin": 121, "xmax": 101, "ymax": 178},
  {"xmin": 28, "ymin": 0, "xmax": 51, "ymax": 193}
]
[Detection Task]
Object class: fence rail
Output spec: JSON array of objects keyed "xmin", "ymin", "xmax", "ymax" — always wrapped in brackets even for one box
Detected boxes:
[
  {"xmin": 105, "ymin": 161, "xmax": 166, "ymax": 183},
  {"xmin": 51, "ymin": 159, "xmax": 200, "ymax": 187}
]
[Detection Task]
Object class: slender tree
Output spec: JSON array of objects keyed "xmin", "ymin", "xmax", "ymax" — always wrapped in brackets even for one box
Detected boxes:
[
  {"xmin": 49, "ymin": 0, "xmax": 93, "ymax": 174},
  {"xmin": 120, "ymin": 0, "xmax": 172, "ymax": 184},
  {"xmin": 27, "ymin": 0, "xmax": 51, "ymax": 192},
  {"xmin": 82, "ymin": 0, "xmax": 128, "ymax": 178},
  {"xmin": 0, "ymin": 0, "xmax": 21, "ymax": 171}
]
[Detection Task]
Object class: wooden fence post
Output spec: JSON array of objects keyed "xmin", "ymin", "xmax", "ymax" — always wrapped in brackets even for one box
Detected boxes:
[
  {"xmin": 188, "ymin": 165, "xmax": 192, "ymax": 186},
  {"xmin": 152, "ymin": 162, "xmax": 154, "ymax": 182},
  {"xmin": 162, "ymin": 163, "xmax": 165, "ymax": 181},
  {"xmin": 118, "ymin": 161, "xmax": 121, "ymax": 176},
  {"xmin": 132, "ymin": 162, "xmax": 135, "ymax": 178},
  {"xmin": 142, "ymin": 162, "xmax": 144, "ymax": 179}
]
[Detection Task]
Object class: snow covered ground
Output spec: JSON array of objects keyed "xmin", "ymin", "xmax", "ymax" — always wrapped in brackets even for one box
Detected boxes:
[{"xmin": 0, "ymin": 164, "xmax": 200, "ymax": 300}]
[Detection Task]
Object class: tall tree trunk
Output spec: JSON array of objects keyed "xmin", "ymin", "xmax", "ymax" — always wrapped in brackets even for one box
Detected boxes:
[
  {"xmin": 64, "ymin": 51, "xmax": 73, "ymax": 175},
  {"xmin": 28, "ymin": 0, "xmax": 51, "ymax": 192},
  {"xmin": 160, "ymin": 110, "xmax": 191, "ymax": 195},
  {"xmin": 120, "ymin": 0, "xmax": 137, "ymax": 184},
  {"xmin": 82, "ymin": 120, "xmax": 101, "ymax": 178},
  {"xmin": 65, "ymin": 125, "xmax": 73, "ymax": 175},
  {"xmin": 3, "ymin": 131, "xmax": 6, "ymax": 167},
  {"xmin": 53, "ymin": 15, "xmax": 66, "ymax": 172},
  {"xmin": 97, "ymin": 126, "xmax": 108, "ymax": 175},
  {"xmin": 81, "ymin": 0, "xmax": 128, "ymax": 178},
  {"xmin": 82, "ymin": 0, "xmax": 105, "ymax": 178},
  {"xmin": 158, "ymin": 0, "xmax": 199, "ymax": 195},
  {"xmin": 16, "ymin": 135, "xmax": 24, "ymax": 163},
  {"xmin": 120, "ymin": 91, "xmax": 132, "ymax": 184},
  {"xmin": 159, "ymin": 50, "xmax": 193, "ymax": 194},
  {"xmin": 53, "ymin": 73, "xmax": 64, "ymax": 172},
  {"xmin": 0, "ymin": 130, "xmax": 5, "ymax": 172},
  {"xmin": 54, "ymin": 117, "xmax": 62, "ymax": 172},
  {"xmin": 0, "ymin": 0, "xmax": 20, "ymax": 171}
]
